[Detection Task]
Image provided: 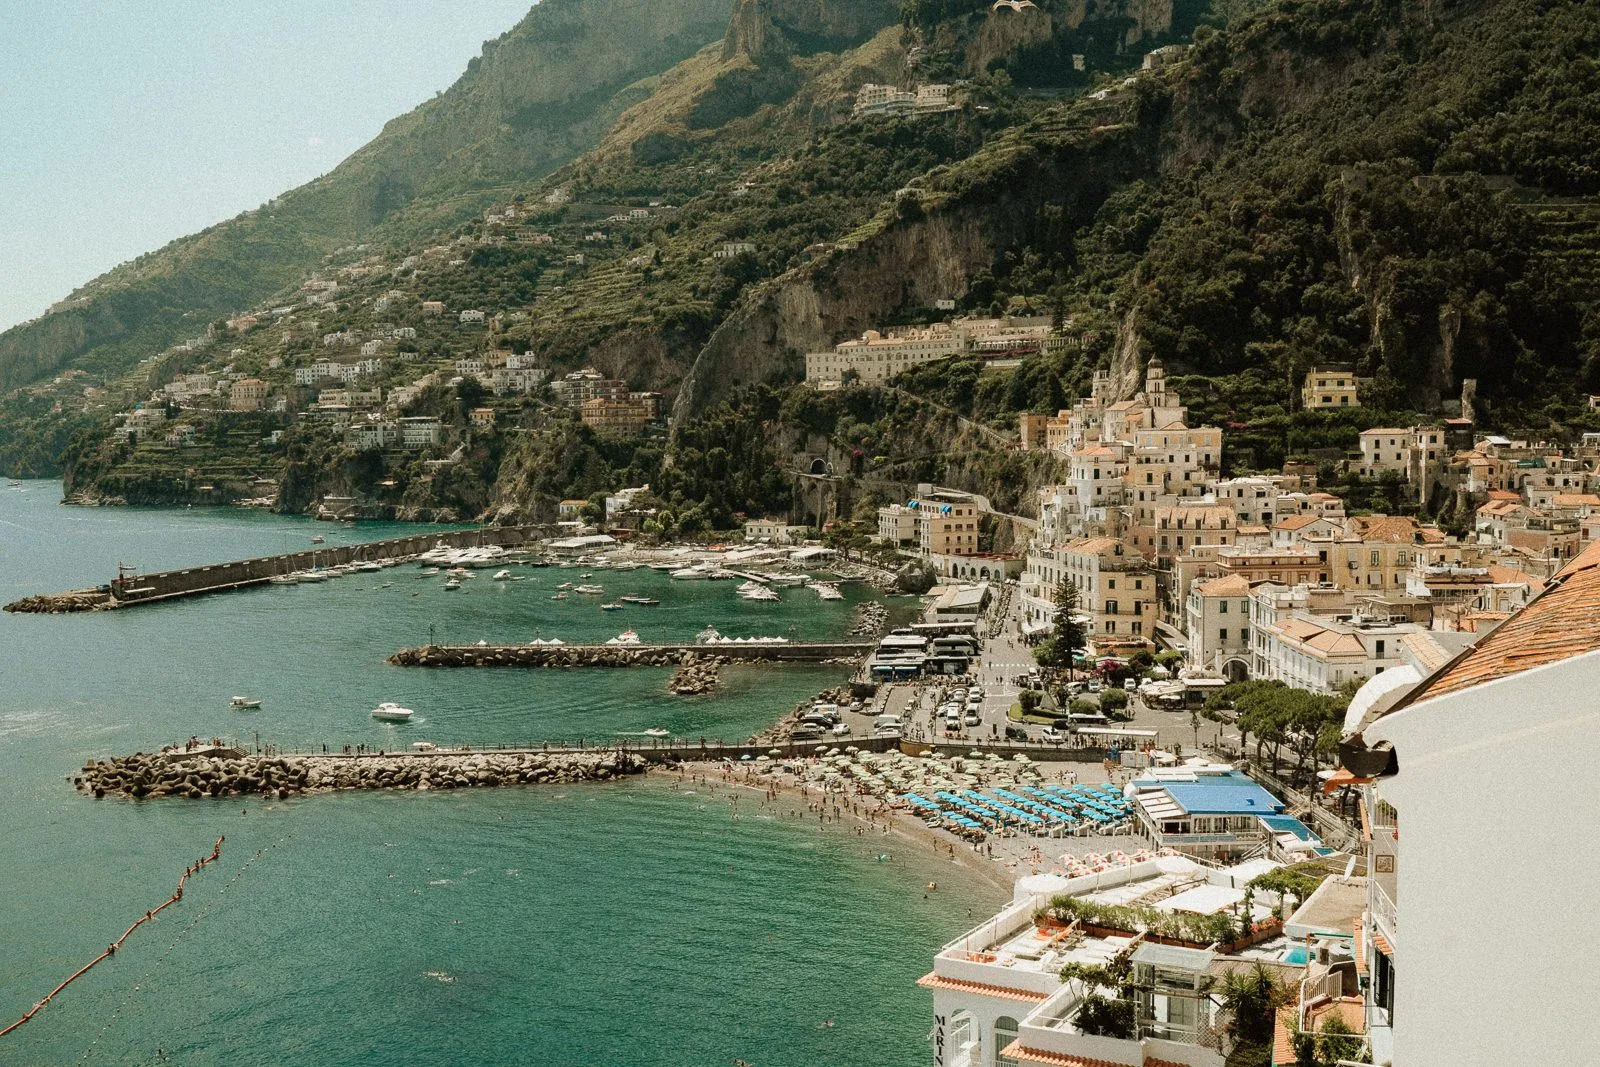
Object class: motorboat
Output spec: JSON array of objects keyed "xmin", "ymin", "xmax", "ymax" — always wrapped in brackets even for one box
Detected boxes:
[
  {"xmin": 356, "ymin": 562, "xmax": 382, "ymax": 572},
  {"xmin": 605, "ymin": 630, "xmax": 641, "ymax": 645},
  {"xmin": 311, "ymin": 535, "xmax": 325, "ymax": 544},
  {"xmin": 574, "ymin": 584, "xmax": 605, "ymax": 595},
  {"xmin": 268, "ymin": 574, "xmax": 298, "ymax": 585},
  {"xmin": 633, "ymin": 597, "xmax": 660, "ymax": 606},
  {"xmin": 551, "ymin": 592, "xmax": 568, "ymax": 600},
  {"xmin": 643, "ymin": 728, "xmax": 670, "ymax": 738},
  {"xmin": 298, "ymin": 570, "xmax": 330, "ymax": 583},
  {"xmin": 371, "ymin": 702, "xmax": 415, "ymax": 722},
  {"xmin": 557, "ymin": 581, "xmax": 573, "ymax": 590},
  {"xmin": 671, "ymin": 567, "xmax": 709, "ymax": 580},
  {"xmin": 444, "ymin": 578, "xmax": 462, "ymax": 591},
  {"xmin": 600, "ymin": 602, "xmax": 625, "ymax": 611},
  {"xmin": 420, "ymin": 567, "xmax": 441, "ymax": 576},
  {"xmin": 229, "ymin": 696, "xmax": 262, "ymax": 709},
  {"xmin": 493, "ymin": 569, "xmax": 513, "ymax": 580}
]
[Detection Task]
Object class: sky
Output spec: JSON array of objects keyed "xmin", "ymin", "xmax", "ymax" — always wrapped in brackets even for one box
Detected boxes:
[{"xmin": 0, "ymin": 0, "xmax": 536, "ymax": 333}]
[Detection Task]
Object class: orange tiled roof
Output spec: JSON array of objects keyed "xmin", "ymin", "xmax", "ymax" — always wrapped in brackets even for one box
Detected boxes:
[
  {"xmin": 1273, "ymin": 1007, "xmax": 1297, "ymax": 1065},
  {"xmin": 1274, "ymin": 514, "xmax": 1324, "ymax": 531},
  {"xmin": 1195, "ymin": 574, "xmax": 1252, "ymax": 597},
  {"xmin": 916, "ymin": 973, "xmax": 1048, "ymax": 1003},
  {"xmin": 1487, "ymin": 489, "xmax": 1521, "ymax": 501},
  {"xmin": 1551, "ymin": 493, "xmax": 1600, "ymax": 506},
  {"xmin": 1307, "ymin": 996, "xmax": 1367, "ymax": 1035},
  {"xmin": 1400, "ymin": 538, "xmax": 1600, "ymax": 704},
  {"xmin": 998, "ymin": 1044, "xmax": 1187, "ymax": 1067},
  {"xmin": 1371, "ymin": 930, "xmax": 1395, "ymax": 957}
]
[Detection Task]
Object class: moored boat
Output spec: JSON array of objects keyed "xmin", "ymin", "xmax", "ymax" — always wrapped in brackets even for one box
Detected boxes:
[{"xmin": 229, "ymin": 696, "xmax": 262, "ymax": 709}]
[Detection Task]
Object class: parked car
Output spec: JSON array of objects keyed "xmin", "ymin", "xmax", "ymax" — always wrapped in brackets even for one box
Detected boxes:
[
  {"xmin": 1087, "ymin": 680, "xmax": 1103, "ymax": 693},
  {"xmin": 964, "ymin": 711, "xmax": 981, "ymax": 727},
  {"xmin": 830, "ymin": 722, "xmax": 851, "ymax": 736},
  {"xmin": 1124, "ymin": 678, "xmax": 1138, "ymax": 691},
  {"xmin": 1041, "ymin": 725, "xmax": 1068, "ymax": 744},
  {"xmin": 1004, "ymin": 724, "xmax": 1029, "ymax": 741}
]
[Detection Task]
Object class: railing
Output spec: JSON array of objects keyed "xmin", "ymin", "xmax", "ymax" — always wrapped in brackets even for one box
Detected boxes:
[{"xmin": 1370, "ymin": 879, "xmax": 1399, "ymax": 944}]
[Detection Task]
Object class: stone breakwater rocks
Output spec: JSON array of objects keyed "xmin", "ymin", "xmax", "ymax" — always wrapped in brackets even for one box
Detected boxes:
[
  {"xmin": 846, "ymin": 601, "xmax": 889, "ymax": 637},
  {"xmin": 4, "ymin": 589, "xmax": 111, "ymax": 613},
  {"xmin": 668, "ymin": 654, "xmax": 723, "ymax": 695},
  {"xmin": 390, "ymin": 646, "xmax": 708, "ymax": 668},
  {"xmin": 74, "ymin": 748, "xmax": 648, "ymax": 799}
]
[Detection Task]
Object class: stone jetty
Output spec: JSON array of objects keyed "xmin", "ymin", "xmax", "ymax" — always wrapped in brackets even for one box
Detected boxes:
[
  {"xmin": 4, "ymin": 589, "xmax": 111, "ymax": 614},
  {"xmin": 74, "ymin": 746, "xmax": 647, "ymax": 799},
  {"xmin": 389, "ymin": 641, "xmax": 872, "ymax": 668},
  {"xmin": 668, "ymin": 653, "xmax": 723, "ymax": 695}
]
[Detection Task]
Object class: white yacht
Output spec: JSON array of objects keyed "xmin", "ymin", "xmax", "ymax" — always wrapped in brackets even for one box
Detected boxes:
[
  {"xmin": 444, "ymin": 577, "xmax": 462, "ymax": 591},
  {"xmin": 492, "ymin": 569, "xmax": 513, "ymax": 580},
  {"xmin": 371, "ymin": 702, "xmax": 415, "ymax": 722},
  {"xmin": 574, "ymin": 584, "xmax": 605, "ymax": 595}
]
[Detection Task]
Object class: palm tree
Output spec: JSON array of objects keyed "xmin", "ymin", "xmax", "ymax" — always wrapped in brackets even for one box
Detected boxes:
[{"xmin": 1217, "ymin": 964, "xmax": 1288, "ymax": 1047}]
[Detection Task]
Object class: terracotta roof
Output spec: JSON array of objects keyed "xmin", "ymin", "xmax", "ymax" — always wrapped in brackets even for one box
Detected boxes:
[
  {"xmin": 1550, "ymin": 493, "xmax": 1600, "ymax": 507},
  {"xmin": 1352, "ymin": 515, "xmax": 1442, "ymax": 544},
  {"xmin": 1486, "ymin": 489, "xmax": 1521, "ymax": 501},
  {"xmin": 998, "ymin": 1045, "xmax": 1186, "ymax": 1067},
  {"xmin": 1399, "ymin": 539, "xmax": 1600, "ymax": 703},
  {"xmin": 1371, "ymin": 930, "xmax": 1394, "ymax": 957},
  {"xmin": 1195, "ymin": 574, "xmax": 1252, "ymax": 597},
  {"xmin": 1485, "ymin": 565, "xmax": 1541, "ymax": 589},
  {"xmin": 1307, "ymin": 996, "xmax": 1367, "ymax": 1034},
  {"xmin": 1359, "ymin": 427, "xmax": 1411, "ymax": 436},
  {"xmin": 1274, "ymin": 514, "xmax": 1324, "ymax": 531},
  {"xmin": 1237, "ymin": 524, "xmax": 1270, "ymax": 535},
  {"xmin": 1476, "ymin": 500, "xmax": 1524, "ymax": 517},
  {"xmin": 1273, "ymin": 1007, "xmax": 1297, "ymax": 1065},
  {"xmin": 1063, "ymin": 536, "xmax": 1128, "ymax": 557},
  {"xmin": 916, "ymin": 973, "xmax": 1048, "ymax": 1003}
]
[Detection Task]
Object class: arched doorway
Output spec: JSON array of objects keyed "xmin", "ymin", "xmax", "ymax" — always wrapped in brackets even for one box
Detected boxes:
[
  {"xmin": 994, "ymin": 1015, "xmax": 1020, "ymax": 1065},
  {"xmin": 1223, "ymin": 657, "xmax": 1250, "ymax": 684},
  {"xmin": 808, "ymin": 457, "xmax": 828, "ymax": 475}
]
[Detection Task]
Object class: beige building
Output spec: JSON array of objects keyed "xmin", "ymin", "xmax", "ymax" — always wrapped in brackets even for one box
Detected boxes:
[
  {"xmin": 1302, "ymin": 365, "xmax": 1360, "ymax": 408},
  {"xmin": 875, "ymin": 504, "xmax": 918, "ymax": 547},
  {"xmin": 1185, "ymin": 573, "xmax": 1254, "ymax": 680},
  {"xmin": 580, "ymin": 396, "xmax": 656, "ymax": 436},
  {"xmin": 1020, "ymin": 536, "xmax": 1155, "ymax": 646},
  {"xmin": 228, "ymin": 378, "xmax": 268, "ymax": 411},
  {"xmin": 804, "ymin": 326, "xmax": 966, "ymax": 384},
  {"xmin": 914, "ymin": 491, "xmax": 981, "ymax": 556}
]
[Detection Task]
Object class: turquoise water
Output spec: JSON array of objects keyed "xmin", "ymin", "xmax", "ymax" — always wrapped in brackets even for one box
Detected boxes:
[{"xmin": 0, "ymin": 485, "xmax": 1002, "ymax": 1065}]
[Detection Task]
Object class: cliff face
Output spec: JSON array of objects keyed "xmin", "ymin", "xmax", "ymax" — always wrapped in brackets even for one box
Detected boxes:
[
  {"xmin": 674, "ymin": 120, "xmax": 1154, "ymax": 420},
  {"xmin": 723, "ymin": 0, "xmax": 900, "ymax": 59}
]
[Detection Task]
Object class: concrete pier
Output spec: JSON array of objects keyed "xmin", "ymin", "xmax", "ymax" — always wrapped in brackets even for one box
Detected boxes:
[
  {"xmin": 388, "ymin": 642, "xmax": 874, "ymax": 668},
  {"xmin": 5, "ymin": 524, "xmax": 554, "ymax": 613}
]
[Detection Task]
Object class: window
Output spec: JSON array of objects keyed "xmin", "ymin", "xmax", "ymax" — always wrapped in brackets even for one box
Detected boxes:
[
  {"xmin": 1240, "ymin": 628, "xmax": 1249, "ymax": 643},
  {"xmin": 995, "ymin": 1017, "xmax": 1021, "ymax": 1066},
  {"xmin": 1219, "ymin": 601, "xmax": 1228, "ymax": 614},
  {"xmin": 1106, "ymin": 600, "xmax": 1118, "ymax": 615},
  {"xmin": 1219, "ymin": 628, "xmax": 1228, "ymax": 641},
  {"xmin": 1132, "ymin": 621, "xmax": 1142, "ymax": 635}
]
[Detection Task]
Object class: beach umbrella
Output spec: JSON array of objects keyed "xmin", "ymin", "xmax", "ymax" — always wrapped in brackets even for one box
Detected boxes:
[
  {"xmin": 769, "ymin": 748, "xmax": 783, "ymax": 755},
  {"xmin": 740, "ymin": 754, "xmax": 752, "ymax": 761},
  {"xmin": 756, "ymin": 755, "xmax": 770, "ymax": 762},
  {"xmin": 1013, "ymin": 754, "xmax": 1032, "ymax": 763},
  {"xmin": 845, "ymin": 746, "xmax": 859, "ymax": 754}
]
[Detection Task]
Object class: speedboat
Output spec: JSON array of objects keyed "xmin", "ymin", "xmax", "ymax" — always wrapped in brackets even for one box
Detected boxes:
[
  {"xmin": 229, "ymin": 696, "xmax": 262, "ymax": 709},
  {"xmin": 356, "ymin": 562, "xmax": 382, "ymax": 572},
  {"xmin": 600, "ymin": 602, "xmax": 625, "ymax": 611},
  {"xmin": 444, "ymin": 578, "xmax": 462, "ymax": 591},
  {"xmin": 371, "ymin": 702, "xmax": 414, "ymax": 722},
  {"xmin": 767, "ymin": 574, "xmax": 808, "ymax": 586},
  {"xmin": 574, "ymin": 584, "xmax": 605, "ymax": 595},
  {"xmin": 643, "ymin": 728, "xmax": 670, "ymax": 738},
  {"xmin": 634, "ymin": 597, "xmax": 660, "ymax": 606},
  {"xmin": 311, "ymin": 536, "xmax": 325, "ymax": 544},
  {"xmin": 493, "ymin": 569, "xmax": 513, "ymax": 580},
  {"xmin": 605, "ymin": 630, "xmax": 641, "ymax": 645},
  {"xmin": 551, "ymin": 592, "xmax": 568, "ymax": 600},
  {"xmin": 557, "ymin": 581, "xmax": 573, "ymax": 590}
]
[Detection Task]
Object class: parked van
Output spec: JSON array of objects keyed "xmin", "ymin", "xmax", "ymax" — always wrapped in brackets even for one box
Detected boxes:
[{"xmin": 873, "ymin": 714, "xmax": 903, "ymax": 732}]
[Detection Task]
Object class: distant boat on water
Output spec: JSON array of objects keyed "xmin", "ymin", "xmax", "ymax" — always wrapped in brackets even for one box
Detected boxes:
[
  {"xmin": 371, "ymin": 702, "xmax": 414, "ymax": 722},
  {"xmin": 229, "ymin": 696, "xmax": 262, "ymax": 709}
]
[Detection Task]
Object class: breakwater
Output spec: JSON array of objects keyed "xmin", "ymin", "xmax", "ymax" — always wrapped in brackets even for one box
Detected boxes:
[
  {"xmin": 388, "ymin": 641, "xmax": 874, "ymax": 668},
  {"xmin": 76, "ymin": 745, "xmax": 648, "ymax": 799},
  {"xmin": 4, "ymin": 524, "xmax": 553, "ymax": 613}
]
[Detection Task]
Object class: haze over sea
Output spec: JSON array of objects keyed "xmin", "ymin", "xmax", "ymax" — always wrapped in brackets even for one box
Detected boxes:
[{"xmin": 0, "ymin": 484, "xmax": 1002, "ymax": 1066}]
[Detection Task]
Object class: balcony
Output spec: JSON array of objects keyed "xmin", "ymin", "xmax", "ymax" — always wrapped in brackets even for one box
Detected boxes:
[{"xmin": 1370, "ymin": 878, "xmax": 1399, "ymax": 946}]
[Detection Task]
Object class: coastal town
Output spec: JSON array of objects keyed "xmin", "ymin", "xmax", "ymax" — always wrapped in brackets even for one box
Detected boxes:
[{"xmin": 4, "ymin": 0, "xmax": 1598, "ymax": 1064}]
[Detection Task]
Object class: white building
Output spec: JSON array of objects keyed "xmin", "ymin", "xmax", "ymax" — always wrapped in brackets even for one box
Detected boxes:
[
  {"xmin": 398, "ymin": 417, "xmax": 442, "ymax": 449},
  {"xmin": 1339, "ymin": 538, "xmax": 1600, "ymax": 1065},
  {"xmin": 1184, "ymin": 573, "xmax": 1253, "ymax": 680},
  {"xmin": 922, "ymin": 857, "xmax": 1295, "ymax": 1067},
  {"xmin": 459, "ymin": 309, "xmax": 486, "ymax": 324},
  {"xmin": 1253, "ymin": 606, "xmax": 1421, "ymax": 694}
]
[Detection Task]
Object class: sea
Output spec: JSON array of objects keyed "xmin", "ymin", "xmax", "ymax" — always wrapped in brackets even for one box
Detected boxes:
[{"xmin": 0, "ymin": 483, "xmax": 1004, "ymax": 1066}]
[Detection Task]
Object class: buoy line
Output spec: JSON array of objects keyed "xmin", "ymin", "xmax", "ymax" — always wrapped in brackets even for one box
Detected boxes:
[
  {"xmin": 0, "ymin": 837, "xmax": 225, "ymax": 1042},
  {"xmin": 76, "ymin": 833, "xmax": 292, "ymax": 1061}
]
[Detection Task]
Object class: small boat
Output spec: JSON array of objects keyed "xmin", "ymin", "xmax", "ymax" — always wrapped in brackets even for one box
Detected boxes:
[
  {"xmin": 643, "ymin": 728, "xmax": 670, "ymax": 738},
  {"xmin": 311, "ymin": 536, "xmax": 325, "ymax": 544},
  {"xmin": 574, "ymin": 584, "xmax": 605, "ymax": 595},
  {"xmin": 739, "ymin": 586, "xmax": 781, "ymax": 602},
  {"xmin": 550, "ymin": 592, "xmax": 568, "ymax": 600},
  {"xmin": 371, "ymin": 702, "xmax": 414, "ymax": 722},
  {"xmin": 557, "ymin": 581, "xmax": 573, "ymax": 590},
  {"xmin": 299, "ymin": 570, "xmax": 330, "ymax": 583},
  {"xmin": 580, "ymin": 573, "xmax": 593, "ymax": 579},
  {"xmin": 268, "ymin": 574, "xmax": 298, "ymax": 585},
  {"xmin": 420, "ymin": 567, "xmax": 441, "ymax": 576},
  {"xmin": 768, "ymin": 574, "xmax": 808, "ymax": 587},
  {"xmin": 606, "ymin": 630, "xmax": 641, "ymax": 645},
  {"xmin": 493, "ymin": 569, "xmax": 513, "ymax": 580},
  {"xmin": 633, "ymin": 597, "xmax": 660, "ymax": 606},
  {"xmin": 600, "ymin": 602, "xmax": 625, "ymax": 611},
  {"xmin": 229, "ymin": 696, "xmax": 262, "ymax": 709},
  {"xmin": 356, "ymin": 561, "xmax": 382, "ymax": 572},
  {"xmin": 444, "ymin": 578, "xmax": 462, "ymax": 591}
]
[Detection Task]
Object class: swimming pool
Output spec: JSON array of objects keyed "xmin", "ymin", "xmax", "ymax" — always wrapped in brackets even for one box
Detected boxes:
[{"xmin": 1282, "ymin": 945, "xmax": 1310, "ymax": 965}]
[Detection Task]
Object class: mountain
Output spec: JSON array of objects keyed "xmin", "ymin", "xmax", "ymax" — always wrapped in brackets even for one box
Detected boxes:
[
  {"xmin": 0, "ymin": 0, "xmax": 733, "ymax": 404},
  {"xmin": 21, "ymin": 0, "xmax": 1600, "ymax": 535}
]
